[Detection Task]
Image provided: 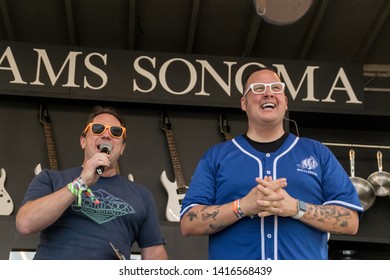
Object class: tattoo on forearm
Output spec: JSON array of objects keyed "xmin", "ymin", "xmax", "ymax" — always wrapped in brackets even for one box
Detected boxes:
[
  {"xmin": 208, "ymin": 222, "xmax": 226, "ymax": 232},
  {"xmin": 186, "ymin": 205, "xmax": 227, "ymax": 234},
  {"xmin": 202, "ymin": 210, "xmax": 219, "ymax": 220},
  {"xmin": 306, "ymin": 204, "xmax": 352, "ymax": 233},
  {"xmin": 186, "ymin": 211, "xmax": 198, "ymax": 222}
]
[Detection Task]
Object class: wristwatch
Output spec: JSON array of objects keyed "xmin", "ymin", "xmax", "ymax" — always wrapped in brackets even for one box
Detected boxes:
[
  {"xmin": 73, "ymin": 177, "xmax": 88, "ymax": 191},
  {"xmin": 292, "ymin": 200, "xmax": 306, "ymax": 219}
]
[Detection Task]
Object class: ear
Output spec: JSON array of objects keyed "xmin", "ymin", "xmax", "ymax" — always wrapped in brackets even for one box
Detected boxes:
[
  {"xmin": 80, "ymin": 135, "xmax": 86, "ymax": 150},
  {"xmin": 120, "ymin": 142, "xmax": 126, "ymax": 155},
  {"xmin": 241, "ymin": 97, "xmax": 247, "ymax": 111},
  {"xmin": 285, "ymin": 95, "xmax": 288, "ymax": 110}
]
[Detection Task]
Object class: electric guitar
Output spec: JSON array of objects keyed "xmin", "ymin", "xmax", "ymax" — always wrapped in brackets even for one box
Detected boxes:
[
  {"xmin": 219, "ymin": 113, "xmax": 233, "ymax": 141},
  {"xmin": 35, "ymin": 103, "xmax": 59, "ymax": 175},
  {"xmin": 159, "ymin": 112, "xmax": 188, "ymax": 222},
  {"xmin": 0, "ymin": 168, "xmax": 14, "ymax": 215}
]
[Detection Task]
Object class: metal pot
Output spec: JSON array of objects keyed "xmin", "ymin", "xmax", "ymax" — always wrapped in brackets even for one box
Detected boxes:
[
  {"xmin": 367, "ymin": 151, "xmax": 390, "ymax": 196},
  {"xmin": 349, "ymin": 149, "xmax": 376, "ymax": 210}
]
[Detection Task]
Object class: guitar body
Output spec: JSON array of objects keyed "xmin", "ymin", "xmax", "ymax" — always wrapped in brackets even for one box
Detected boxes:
[
  {"xmin": 0, "ymin": 168, "xmax": 14, "ymax": 215},
  {"xmin": 160, "ymin": 170, "xmax": 187, "ymax": 222}
]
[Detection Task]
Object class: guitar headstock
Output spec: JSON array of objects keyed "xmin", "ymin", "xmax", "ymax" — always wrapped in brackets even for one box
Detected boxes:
[
  {"xmin": 38, "ymin": 103, "xmax": 51, "ymax": 125},
  {"xmin": 159, "ymin": 111, "xmax": 172, "ymax": 132},
  {"xmin": 219, "ymin": 113, "xmax": 233, "ymax": 141},
  {"xmin": 219, "ymin": 113, "xmax": 230, "ymax": 134}
]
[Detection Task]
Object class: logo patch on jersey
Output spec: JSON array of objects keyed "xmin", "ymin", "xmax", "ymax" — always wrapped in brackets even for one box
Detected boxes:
[
  {"xmin": 297, "ymin": 156, "xmax": 318, "ymax": 176},
  {"xmin": 72, "ymin": 189, "xmax": 135, "ymax": 224}
]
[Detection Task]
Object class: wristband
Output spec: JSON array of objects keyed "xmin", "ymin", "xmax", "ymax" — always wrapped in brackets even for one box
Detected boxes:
[
  {"xmin": 84, "ymin": 188, "xmax": 101, "ymax": 205},
  {"xmin": 232, "ymin": 199, "xmax": 246, "ymax": 219},
  {"xmin": 67, "ymin": 180, "xmax": 83, "ymax": 206},
  {"xmin": 67, "ymin": 177, "xmax": 100, "ymax": 206},
  {"xmin": 73, "ymin": 177, "xmax": 88, "ymax": 191}
]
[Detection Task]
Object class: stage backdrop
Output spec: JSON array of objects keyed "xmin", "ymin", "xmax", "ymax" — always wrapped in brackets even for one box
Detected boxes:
[{"xmin": 1, "ymin": 41, "xmax": 364, "ymax": 113}]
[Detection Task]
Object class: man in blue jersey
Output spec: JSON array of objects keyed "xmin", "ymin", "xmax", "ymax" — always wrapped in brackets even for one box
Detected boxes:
[
  {"xmin": 180, "ymin": 68, "xmax": 363, "ymax": 260},
  {"xmin": 16, "ymin": 106, "xmax": 167, "ymax": 260}
]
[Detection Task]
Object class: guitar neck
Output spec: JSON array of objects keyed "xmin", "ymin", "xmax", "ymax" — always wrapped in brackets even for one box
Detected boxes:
[
  {"xmin": 164, "ymin": 129, "xmax": 186, "ymax": 188},
  {"xmin": 43, "ymin": 122, "xmax": 59, "ymax": 170}
]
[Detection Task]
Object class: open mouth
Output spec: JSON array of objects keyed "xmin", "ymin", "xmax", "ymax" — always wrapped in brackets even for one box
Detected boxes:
[{"xmin": 261, "ymin": 102, "xmax": 276, "ymax": 109}]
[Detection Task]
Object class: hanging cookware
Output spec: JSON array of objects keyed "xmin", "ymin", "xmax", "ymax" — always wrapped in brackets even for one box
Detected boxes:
[
  {"xmin": 349, "ymin": 149, "xmax": 376, "ymax": 210},
  {"xmin": 367, "ymin": 151, "xmax": 390, "ymax": 196}
]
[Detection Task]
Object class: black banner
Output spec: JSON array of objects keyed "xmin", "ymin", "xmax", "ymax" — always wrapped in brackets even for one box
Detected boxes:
[{"xmin": 0, "ymin": 41, "xmax": 364, "ymax": 112}]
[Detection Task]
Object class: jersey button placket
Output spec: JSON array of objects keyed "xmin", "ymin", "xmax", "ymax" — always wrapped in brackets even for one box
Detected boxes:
[{"xmin": 264, "ymin": 231, "xmax": 275, "ymax": 260}]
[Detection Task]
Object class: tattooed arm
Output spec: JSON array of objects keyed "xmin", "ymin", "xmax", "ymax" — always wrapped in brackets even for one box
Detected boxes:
[
  {"xmin": 300, "ymin": 204, "xmax": 359, "ymax": 235},
  {"xmin": 258, "ymin": 199, "xmax": 360, "ymax": 235},
  {"xmin": 180, "ymin": 203, "xmax": 240, "ymax": 236}
]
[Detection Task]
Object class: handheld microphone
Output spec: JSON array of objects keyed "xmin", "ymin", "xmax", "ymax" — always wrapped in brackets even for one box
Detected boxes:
[{"xmin": 96, "ymin": 143, "xmax": 112, "ymax": 175}]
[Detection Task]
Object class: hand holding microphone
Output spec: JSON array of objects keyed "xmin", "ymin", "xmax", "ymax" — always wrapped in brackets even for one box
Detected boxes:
[{"xmin": 96, "ymin": 143, "xmax": 112, "ymax": 175}]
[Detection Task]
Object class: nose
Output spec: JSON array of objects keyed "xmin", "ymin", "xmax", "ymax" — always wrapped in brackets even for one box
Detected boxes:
[
  {"xmin": 101, "ymin": 127, "xmax": 111, "ymax": 138},
  {"xmin": 263, "ymin": 86, "xmax": 274, "ymax": 96}
]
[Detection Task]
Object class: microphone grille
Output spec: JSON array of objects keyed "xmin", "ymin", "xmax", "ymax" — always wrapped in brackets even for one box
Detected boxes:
[{"xmin": 99, "ymin": 143, "xmax": 112, "ymax": 154}]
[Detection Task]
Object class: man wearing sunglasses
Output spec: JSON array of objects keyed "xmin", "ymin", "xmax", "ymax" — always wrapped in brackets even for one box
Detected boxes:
[
  {"xmin": 16, "ymin": 106, "xmax": 168, "ymax": 260},
  {"xmin": 180, "ymin": 68, "xmax": 363, "ymax": 260}
]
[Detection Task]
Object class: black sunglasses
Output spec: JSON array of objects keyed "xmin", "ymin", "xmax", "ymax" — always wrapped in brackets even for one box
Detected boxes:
[{"xmin": 83, "ymin": 123, "xmax": 126, "ymax": 139}]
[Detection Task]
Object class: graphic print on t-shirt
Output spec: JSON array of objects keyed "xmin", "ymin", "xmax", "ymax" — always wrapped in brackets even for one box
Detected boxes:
[{"xmin": 71, "ymin": 189, "xmax": 135, "ymax": 224}]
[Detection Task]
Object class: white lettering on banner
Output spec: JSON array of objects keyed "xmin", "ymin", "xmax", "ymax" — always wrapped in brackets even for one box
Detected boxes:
[
  {"xmin": 0, "ymin": 43, "xmax": 364, "ymax": 109},
  {"xmin": 274, "ymin": 64, "xmax": 362, "ymax": 104},
  {"xmin": 83, "ymin": 52, "xmax": 108, "ymax": 90},
  {"xmin": 160, "ymin": 58, "xmax": 197, "ymax": 95},
  {"xmin": 133, "ymin": 57, "xmax": 267, "ymax": 96},
  {"xmin": 275, "ymin": 64, "xmax": 320, "ymax": 102},
  {"xmin": 0, "ymin": 46, "xmax": 27, "ymax": 84},
  {"xmin": 133, "ymin": 57, "xmax": 236, "ymax": 96},
  {"xmin": 30, "ymin": 49, "xmax": 83, "ymax": 87},
  {"xmin": 195, "ymin": 60, "xmax": 236, "ymax": 96},
  {"xmin": 133, "ymin": 56, "xmax": 157, "ymax": 93},
  {"xmin": 323, "ymin": 67, "xmax": 362, "ymax": 104},
  {"xmin": 30, "ymin": 49, "xmax": 108, "ymax": 89},
  {"xmin": 132, "ymin": 57, "xmax": 362, "ymax": 104}
]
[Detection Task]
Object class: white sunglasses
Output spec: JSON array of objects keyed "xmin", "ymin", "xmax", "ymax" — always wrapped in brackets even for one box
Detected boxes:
[{"xmin": 243, "ymin": 82, "xmax": 285, "ymax": 97}]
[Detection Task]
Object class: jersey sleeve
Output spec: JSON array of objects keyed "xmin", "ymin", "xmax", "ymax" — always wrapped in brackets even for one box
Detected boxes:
[{"xmin": 180, "ymin": 147, "xmax": 218, "ymax": 218}]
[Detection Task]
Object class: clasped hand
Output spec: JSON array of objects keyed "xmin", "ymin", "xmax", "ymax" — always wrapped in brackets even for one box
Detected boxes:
[{"xmin": 241, "ymin": 176, "xmax": 297, "ymax": 218}]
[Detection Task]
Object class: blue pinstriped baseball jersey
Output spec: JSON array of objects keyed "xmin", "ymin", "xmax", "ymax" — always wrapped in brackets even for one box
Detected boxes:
[{"xmin": 180, "ymin": 133, "xmax": 363, "ymax": 260}]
